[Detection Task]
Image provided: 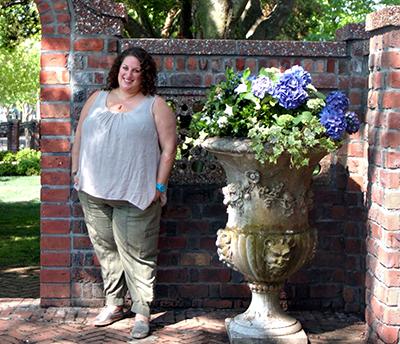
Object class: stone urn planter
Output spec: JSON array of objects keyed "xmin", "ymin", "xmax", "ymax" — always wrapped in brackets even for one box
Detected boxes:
[{"xmin": 202, "ymin": 137, "xmax": 328, "ymax": 344}]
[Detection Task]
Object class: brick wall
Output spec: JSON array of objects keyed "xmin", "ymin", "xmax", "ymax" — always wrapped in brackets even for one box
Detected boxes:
[
  {"xmin": 365, "ymin": 7, "xmax": 400, "ymax": 344},
  {"xmin": 35, "ymin": 1, "xmax": 400, "ymax": 341}
]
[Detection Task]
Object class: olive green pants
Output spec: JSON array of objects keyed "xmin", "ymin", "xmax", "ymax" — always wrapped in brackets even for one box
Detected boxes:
[{"xmin": 78, "ymin": 191, "xmax": 161, "ymax": 317}]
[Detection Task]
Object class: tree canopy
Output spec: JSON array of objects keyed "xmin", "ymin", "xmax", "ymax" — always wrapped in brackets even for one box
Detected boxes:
[{"xmin": 118, "ymin": 0, "xmax": 400, "ymax": 40}]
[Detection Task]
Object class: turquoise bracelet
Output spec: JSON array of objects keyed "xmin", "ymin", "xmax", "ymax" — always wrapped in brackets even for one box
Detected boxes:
[{"xmin": 156, "ymin": 183, "xmax": 167, "ymax": 193}]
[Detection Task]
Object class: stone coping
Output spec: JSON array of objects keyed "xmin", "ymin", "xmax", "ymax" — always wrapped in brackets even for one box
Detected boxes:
[
  {"xmin": 122, "ymin": 39, "xmax": 347, "ymax": 57},
  {"xmin": 366, "ymin": 5, "xmax": 400, "ymax": 31}
]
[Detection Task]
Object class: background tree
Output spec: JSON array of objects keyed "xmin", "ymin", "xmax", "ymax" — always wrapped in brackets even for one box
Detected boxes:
[
  {"xmin": 118, "ymin": 0, "xmax": 400, "ymax": 40},
  {"xmin": 0, "ymin": 0, "xmax": 40, "ymax": 115}
]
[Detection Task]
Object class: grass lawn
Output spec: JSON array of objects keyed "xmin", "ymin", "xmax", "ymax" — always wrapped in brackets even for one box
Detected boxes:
[{"xmin": 0, "ymin": 176, "xmax": 40, "ymax": 267}]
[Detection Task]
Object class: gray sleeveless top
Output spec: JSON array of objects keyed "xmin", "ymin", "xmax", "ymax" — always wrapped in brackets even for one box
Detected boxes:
[{"xmin": 76, "ymin": 90, "xmax": 160, "ymax": 210}]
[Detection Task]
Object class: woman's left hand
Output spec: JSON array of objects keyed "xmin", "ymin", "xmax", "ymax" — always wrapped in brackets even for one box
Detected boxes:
[{"xmin": 152, "ymin": 190, "xmax": 161, "ymax": 203}]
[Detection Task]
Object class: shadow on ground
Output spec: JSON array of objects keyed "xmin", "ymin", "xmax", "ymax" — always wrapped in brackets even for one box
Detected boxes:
[{"xmin": 0, "ymin": 265, "xmax": 39, "ymax": 298}]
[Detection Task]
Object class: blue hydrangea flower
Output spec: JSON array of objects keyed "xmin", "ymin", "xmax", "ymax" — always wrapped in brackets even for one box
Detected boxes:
[
  {"xmin": 319, "ymin": 106, "xmax": 347, "ymax": 141},
  {"xmin": 325, "ymin": 91, "xmax": 349, "ymax": 113},
  {"xmin": 273, "ymin": 66, "xmax": 312, "ymax": 109},
  {"xmin": 345, "ymin": 111, "xmax": 360, "ymax": 134},
  {"xmin": 251, "ymin": 76, "xmax": 275, "ymax": 98}
]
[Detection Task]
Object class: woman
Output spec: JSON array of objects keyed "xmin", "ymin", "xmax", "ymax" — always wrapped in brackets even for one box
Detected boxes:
[{"xmin": 71, "ymin": 47, "xmax": 177, "ymax": 339}]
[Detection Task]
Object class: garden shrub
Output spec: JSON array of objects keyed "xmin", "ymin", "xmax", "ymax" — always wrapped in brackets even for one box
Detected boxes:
[{"xmin": 0, "ymin": 148, "xmax": 40, "ymax": 176}]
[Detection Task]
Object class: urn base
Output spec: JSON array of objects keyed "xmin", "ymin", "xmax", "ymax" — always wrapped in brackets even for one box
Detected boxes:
[
  {"xmin": 226, "ymin": 317, "xmax": 308, "ymax": 344},
  {"xmin": 225, "ymin": 288, "xmax": 308, "ymax": 343}
]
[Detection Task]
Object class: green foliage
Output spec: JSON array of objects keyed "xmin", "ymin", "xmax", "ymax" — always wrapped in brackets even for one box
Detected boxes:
[
  {"xmin": 0, "ymin": 148, "xmax": 40, "ymax": 176},
  {"xmin": 0, "ymin": 37, "xmax": 40, "ymax": 109},
  {"xmin": 0, "ymin": 0, "xmax": 40, "ymax": 49},
  {"xmin": 190, "ymin": 67, "xmax": 343, "ymax": 168}
]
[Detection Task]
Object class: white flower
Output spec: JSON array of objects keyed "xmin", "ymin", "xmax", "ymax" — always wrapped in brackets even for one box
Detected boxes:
[
  {"xmin": 224, "ymin": 105, "xmax": 233, "ymax": 117},
  {"xmin": 234, "ymin": 83, "xmax": 247, "ymax": 94},
  {"xmin": 217, "ymin": 116, "xmax": 228, "ymax": 126}
]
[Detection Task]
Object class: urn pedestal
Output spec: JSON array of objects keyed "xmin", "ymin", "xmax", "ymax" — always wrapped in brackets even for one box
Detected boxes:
[{"xmin": 202, "ymin": 138, "xmax": 327, "ymax": 344}]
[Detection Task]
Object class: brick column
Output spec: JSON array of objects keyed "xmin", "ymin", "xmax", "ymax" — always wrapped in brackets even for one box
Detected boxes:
[
  {"xmin": 37, "ymin": 0, "xmax": 126, "ymax": 307},
  {"xmin": 335, "ymin": 23, "xmax": 370, "ymax": 314},
  {"xmin": 365, "ymin": 6, "xmax": 400, "ymax": 344}
]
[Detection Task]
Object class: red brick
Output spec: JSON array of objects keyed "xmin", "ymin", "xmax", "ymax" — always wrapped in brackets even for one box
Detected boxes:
[
  {"xmin": 40, "ymin": 87, "xmax": 71, "ymax": 101},
  {"xmin": 41, "ymin": 220, "xmax": 70, "ymax": 234},
  {"xmin": 41, "ymin": 155, "xmax": 70, "ymax": 169},
  {"xmin": 376, "ymin": 322, "xmax": 400, "ymax": 343},
  {"xmin": 158, "ymin": 237, "xmax": 186, "ymax": 249},
  {"xmin": 41, "ymin": 25, "xmax": 56, "ymax": 35},
  {"xmin": 41, "ymin": 139, "xmax": 70, "ymax": 153},
  {"xmin": 383, "ymin": 91, "xmax": 400, "ymax": 108},
  {"xmin": 198, "ymin": 268, "xmax": 230, "ymax": 283},
  {"xmin": 40, "ymin": 283, "xmax": 70, "ymax": 298},
  {"xmin": 176, "ymin": 57, "xmax": 185, "ymax": 71},
  {"xmin": 87, "ymin": 55, "xmax": 116, "ymax": 69},
  {"xmin": 368, "ymin": 90, "xmax": 380, "ymax": 109},
  {"xmin": 236, "ymin": 58, "xmax": 245, "ymax": 71},
  {"xmin": 41, "ymin": 204, "xmax": 71, "ymax": 217},
  {"xmin": 40, "ymin": 121, "xmax": 71, "ymax": 136},
  {"xmin": 350, "ymin": 76, "xmax": 367, "ymax": 88},
  {"xmin": 381, "ymin": 130, "xmax": 400, "ymax": 148},
  {"xmin": 382, "ymin": 51, "xmax": 400, "ymax": 68},
  {"xmin": 387, "ymin": 112, "xmax": 400, "ymax": 129},
  {"xmin": 53, "ymin": 0, "xmax": 68, "ymax": 11},
  {"xmin": 41, "ymin": 269, "xmax": 70, "ymax": 283},
  {"xmin": 385, "ymin": 151, "xmax": 400, "ymax": 169},
  {"xmin": 388, "ymin": 71, "xmax": 400, "ymax": 88},
  {"xmin": 177, "ymin": 285, "xmax": 208, "ymax": 298},
  {"xmin": 180, "ymin": 252, "xmax": 211, "ymax": 266},
  {"xmin": 40, "ymin": 299, "xmax": 71, "ymax": 307},
  {"xmin": 73, "ymin": 236, "xmax": 92, "ymax": 249},
  {"xmin": 346, "ymin": 142, "xmax": 365, "ymax": 158},
  {"xmin": 40, "ymin": 103, "xmax": 70, "ymax": 118},
  {"xmin": 74, "ymin": 38, "xmax": 104, "ymax": 51},
  {"xmin": 57, "ymin": 14, "xmax": 70, "ymax": 23},
  {"xmin": 41, "ymin": 53, "xmax": 68, "ymax": 67},
  {"xmin": 327, "ymin": 59, "xmax": 336, "ymax": 73},
  {"xmin": 187, "ymin": 57, "xmax": 197, "ymax": 71},
  {"xmin": 37, "ymin": 1, "xmax": 50, "ymax": 12},
  {"xmin": 157, "ymin": 269, "xmax": 188, "ymax": 283},
  {"xmin": 57, "ymin": 25, "xmax": 71, "ymax": 35},
  {"xmin": 349, "ymin": 90, "xmax": 361, "ymax": 106},
  {"xmin": 40, "ymin": 70, "xmax": 69, "ymax": 84},
  {"xmin": 40, "ymin": 14, "xmax": 55, "ymax": 25},
  {"xmin": 370, "ymin": 294, "xmax": 385, "ymax": 321},
  {"xmin": 370, "ymin": 71, "xmax": 385, "ymax": 90},
  {"xmin": 164, "ymin": 57, "xmax": 174, "ymax": 70},
  {"xmin": 41, "ymin": 37, "xmax": 70, "ymax": 51},
  {"xmin": 41, "ymin": 188, "xmax": 70, "ymax": 202},
  {"xmin": 310, "ymin": 284, "xmax": 341, "ymax": 298},
  {"xmin": 220, "ymin": 284, "xmax": 250, "ymax": 298},
  {"xmin": 203, "ymin": 299, "xmax": 232, "ymax": 308},
  {"xmin": 384, "ymin": 269, "xmax": 400, "ymax": 287},
  {"xmin": 41, "ymin": 236, "xmax": 70, "ymax": 250},
  {"xmin": 311, "ymin": 73, "xmax": 337, "ymax": 89},
  {"xmin": 41, "ymin": 252, "xmax": 71, "ymax": 266}
]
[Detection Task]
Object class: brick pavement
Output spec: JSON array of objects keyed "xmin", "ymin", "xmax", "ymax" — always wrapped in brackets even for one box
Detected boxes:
[
  {"xmin": 0, "ymin": 267, "xmax": 367, "ymax": 343},
  {"xmin": 0, "ymin": 298, "xmax": 367, "ymax": 343}
]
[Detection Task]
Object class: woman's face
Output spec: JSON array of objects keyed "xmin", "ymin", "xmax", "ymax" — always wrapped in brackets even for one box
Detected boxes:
[{"xmin": 118, "ymin": 55, "xmax": 142, "ymax": 94}]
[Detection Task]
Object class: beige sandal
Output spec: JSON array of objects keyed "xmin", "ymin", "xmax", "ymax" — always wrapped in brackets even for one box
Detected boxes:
[{"xmin": 92, "ymin": 306, "xmax": 125, "ymax": 327}]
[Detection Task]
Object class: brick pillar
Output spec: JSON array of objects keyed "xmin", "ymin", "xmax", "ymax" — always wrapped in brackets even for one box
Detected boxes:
[
  {"xmin": 335, "ymin": 23, "xmax": 370, "ymax": 314},
  {"xmin": 37, "ymin": 0, "xmax": 126, "ymax": 307},
  {"xmin": 365, "ymin": 6, "xmax": 400, "ymax": 344}
]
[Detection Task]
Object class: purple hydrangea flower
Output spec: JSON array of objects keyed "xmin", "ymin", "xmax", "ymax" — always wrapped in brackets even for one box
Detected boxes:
[
  {"xmin": 319, "ymin": 106, "xmax": 347, "ymax": 141},
  {"xmin": 325, "ymin": 91, "xmax": 349, "ymax": 113},
  {"xmin": 251, "ymin": 76, "xmax": 275, "ymax": 98},
  {"xmin": 345, "ymin": 111, "xmax": 360, "ymax": 134},
  {"xmin": 273, "ymin": 66, "xmax": 312, "ymax": 109}
]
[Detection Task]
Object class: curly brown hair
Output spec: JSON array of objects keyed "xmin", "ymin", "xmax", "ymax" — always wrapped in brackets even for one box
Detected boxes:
[{"xmin": 106, "ymin": 47, "xmax": 157, "ymax": 96}]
